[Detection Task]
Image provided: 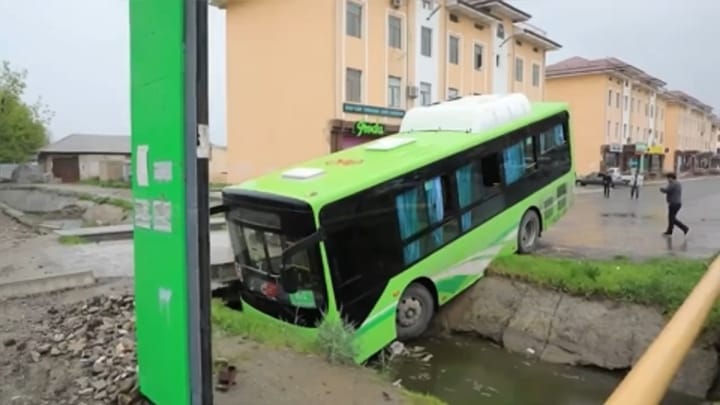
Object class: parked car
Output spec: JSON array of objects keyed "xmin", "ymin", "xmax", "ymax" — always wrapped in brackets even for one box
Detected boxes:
[{"xmin": 575, "ymin": 172, "xmax": 616, "ymax": 187}]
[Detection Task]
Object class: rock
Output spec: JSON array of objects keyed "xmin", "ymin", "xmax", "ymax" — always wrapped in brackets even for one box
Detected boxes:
[
  {"xmin": 36, "ymin": 344, "xmax": 51, "ymax": 355},
  {"xmin": 52, "ymin": 333, "xmax": 65, "ymax": 343},
  {"xmin": 50, "ymin": 347, "xmax": 61, "ymax": 356},
  {"xmin": 91, "ymin": 379, "xmax": 107, "ymax": 391},
  {"xmin": 3, "ymin": 337, "xmax": 17, "ymax": 347},
  {"xmin": 81, "ymin": 204, "xmax": 127, "ymax": 227},
  {"xmin": 30, "ymin": 351, "xmax": 40, "ymax": 362}
]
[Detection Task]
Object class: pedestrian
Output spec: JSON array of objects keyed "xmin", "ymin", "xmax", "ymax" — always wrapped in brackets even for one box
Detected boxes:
[
  {"xmin": 599, "ymin": 171, "xmax": 612, "ymax": 198},
  {"xmin": 660, "ymin": 172, "xmax": 689, "ymax": 237},
  {"xmin": 630, "ymin": 170, "xmax": 641, "ymax": 200}
]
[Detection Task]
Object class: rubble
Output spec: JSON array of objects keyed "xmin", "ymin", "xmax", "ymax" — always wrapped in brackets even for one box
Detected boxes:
[{"xmin": 4, "ymin": 294, "xmax": 146, "ymax": 404}]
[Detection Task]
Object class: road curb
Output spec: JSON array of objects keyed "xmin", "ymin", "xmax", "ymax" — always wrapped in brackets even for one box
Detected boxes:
[
  {"xmin": 0, "ymin": 271, "xmax": 97, "ymax": 299},
  {"xmin": 0, "ymin": 201, "xmax": 38, "ymax": 229}
]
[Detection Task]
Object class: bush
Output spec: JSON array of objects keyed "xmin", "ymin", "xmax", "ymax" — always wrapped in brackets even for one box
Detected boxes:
[{"xmin": 316, "ymin": 316, "xmax": 358, "ymax": 366}]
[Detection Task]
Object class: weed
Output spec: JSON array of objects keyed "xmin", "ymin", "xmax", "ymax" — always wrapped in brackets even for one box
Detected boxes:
[
  {"xmin": 80, "ymin": 178, "xmax": 131, "ymax": 189},
  {"xmin": 316, "ymin": 316, "xmax": 358, "ymax": 366},
  {"xmin": 58, "ymin": 235, "xmax": 86, "ymax": 245},
  {"xmin": 402, "ymin": 389, "xmax": 448, "ymax": 405}
]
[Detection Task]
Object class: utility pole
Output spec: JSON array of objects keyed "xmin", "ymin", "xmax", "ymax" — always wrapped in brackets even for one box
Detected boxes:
[{"xmin": 129, "ymin": 0, "xmax": 213, "ymax": 403}]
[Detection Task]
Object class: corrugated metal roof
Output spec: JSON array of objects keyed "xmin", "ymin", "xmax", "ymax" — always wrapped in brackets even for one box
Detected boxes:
[{"xmin": 40, "ymin": 134, "xmax": 130, "ymax": 154}]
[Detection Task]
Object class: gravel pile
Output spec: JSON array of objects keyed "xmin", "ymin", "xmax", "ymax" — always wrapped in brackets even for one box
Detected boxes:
[{"xmin": 3, "ymin": 294, "xmax": 145, "ymax": 405}]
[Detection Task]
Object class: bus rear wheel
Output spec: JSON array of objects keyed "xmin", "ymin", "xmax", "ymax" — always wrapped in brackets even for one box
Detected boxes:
[
  {"xmin": 517, "ymin": 209, "xmax": 540, "ymax": 254},
  {"xmin": 396, "ymin": 283, "xmax": 435, "ymax": 341}
]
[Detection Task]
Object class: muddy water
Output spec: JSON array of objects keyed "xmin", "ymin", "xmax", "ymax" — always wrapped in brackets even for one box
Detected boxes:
[{"xmin": 391, "ymin": 336, "xmax": 701, "ymax": 405}]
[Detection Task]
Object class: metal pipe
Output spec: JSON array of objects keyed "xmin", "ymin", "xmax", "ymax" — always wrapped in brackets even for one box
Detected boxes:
[{"xmin": 606, "ymin": 256, "xmax": 720, "ymax": 404}]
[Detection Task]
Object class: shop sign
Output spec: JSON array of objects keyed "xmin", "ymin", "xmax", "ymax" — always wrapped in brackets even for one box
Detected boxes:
[
  {"xmin": 635, "ymin": 143, "xmax": 648, "ymax": 154},
  {"xmin": 609, "ymin": 143, "xmax": 622, "ymax": 152},
  {"xmin": 353, "ymin": 121, "xmax": 385, "ymax": 137},
  {"xmin": 647, "ymin": 145, "xmax": 665, "ymax": 155},
  {"xmin": 343, "ymin": 102, "xmax": 406, "ymax": 118}
]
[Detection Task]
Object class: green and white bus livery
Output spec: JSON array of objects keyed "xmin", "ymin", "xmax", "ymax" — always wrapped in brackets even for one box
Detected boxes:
[{"xmin": 220, "ymin": 94, "xmax": 575, "ymax": 362}]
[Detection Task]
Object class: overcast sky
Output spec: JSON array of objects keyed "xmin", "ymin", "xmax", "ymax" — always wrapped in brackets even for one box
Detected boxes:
[{"xmin": 0, "ymin": 0, "xmax": 717, "ymax": 145}]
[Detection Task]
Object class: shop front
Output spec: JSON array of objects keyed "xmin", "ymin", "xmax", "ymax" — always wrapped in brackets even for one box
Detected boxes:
[
  {"xmin": 645, "ymin": 144, "xmax": 666, "ymax": 174},
  {"xmin": 601, "ymin": 143, "xmax": 623, "ymax": 170},
  {"xmin": 329, "ymin": 119, "xmax": 400, "ymax": 151}
]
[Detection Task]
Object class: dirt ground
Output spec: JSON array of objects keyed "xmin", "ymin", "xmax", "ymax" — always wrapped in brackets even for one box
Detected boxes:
[{"xmin": 0, "ymin": 213, "xmax": 417, "ymax": 405}]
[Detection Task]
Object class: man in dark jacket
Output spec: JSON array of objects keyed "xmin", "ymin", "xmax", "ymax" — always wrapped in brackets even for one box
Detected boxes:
[
  {"xmin": 660, "ymin": 173, "xmax": 689, "ymax": 237},
  {"xmin": 599, "ymin": 172, "xmax": 612, "ymax": 198}
]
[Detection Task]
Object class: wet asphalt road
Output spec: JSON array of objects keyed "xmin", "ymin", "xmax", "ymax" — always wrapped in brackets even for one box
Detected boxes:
[{"xmin": 539, "ymin": 177, "xmax": 720, "ymax": 260}]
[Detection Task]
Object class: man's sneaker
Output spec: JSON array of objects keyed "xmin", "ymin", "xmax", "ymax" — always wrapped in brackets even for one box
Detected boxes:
[
  {"xmin": 684, "ymin": 228, "xmax": 691, "ymax": 238},
  {"xmin": 662, "ymin": 232, "xmax": 672, "ymax": 237}
]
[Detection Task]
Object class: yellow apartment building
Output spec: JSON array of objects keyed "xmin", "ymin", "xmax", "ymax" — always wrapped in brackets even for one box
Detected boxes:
[
  {"xmin": 664, "ymin": 90, "xmax": 716, "ymax": 170},
  {"xmin": 712, "ymin": 115, "xmax": 720, "ymax": 154},
  {"xmin": 545, "ymin": 56, "xmax": 668, "ymax": 176},
  {"xmin": 213, "ymin": 0, "xmax": 561, "ymax": 183}
]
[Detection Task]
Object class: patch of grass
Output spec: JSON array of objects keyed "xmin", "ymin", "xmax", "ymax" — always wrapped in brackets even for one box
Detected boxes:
[
  {"xmin": 210, "ymin": 299, "xmax": 316, "ymax": 353},
  {"xmin": 402, "ymin": 389, "xmax": 448, "ymax": 405},
  {"xmin": 58, "ymin": 235, "xmax": 86, "ymax": 245},
  {"xmin": 316, "ymin": 316, "xmax": 358, "ymax": 366},
  {"xmin": 80, "ymin": 178, "xmax": 131, "ymax": 189},
  {"xmin": 490, "ymin": 254, "xmax": 720, "ymax": 328}
]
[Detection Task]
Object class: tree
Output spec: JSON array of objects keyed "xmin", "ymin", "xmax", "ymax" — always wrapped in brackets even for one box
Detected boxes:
[{"xmin": 0, "ymin": 61, "xmax": 53, "ymax": 163}]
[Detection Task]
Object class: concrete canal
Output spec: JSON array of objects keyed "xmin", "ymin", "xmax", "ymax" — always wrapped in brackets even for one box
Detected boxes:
[{"xmin": 391, "ymin": 335, "xmax": 700, "ymax": 405}]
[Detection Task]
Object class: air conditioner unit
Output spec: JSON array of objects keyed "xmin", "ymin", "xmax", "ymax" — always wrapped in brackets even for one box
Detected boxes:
[
  {"xmin": 390, "ymin": 0, "xmax": 402, "ymax": 8},
  {"xmin": 407, "ymin": 85, "xmax": 418, "ymax": 99}
]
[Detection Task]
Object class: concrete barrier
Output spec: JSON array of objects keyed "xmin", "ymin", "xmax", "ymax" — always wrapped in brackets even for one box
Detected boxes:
[
  {"xmin": 0, "ymin": 271, "xmax": 97, "ymax": 299},
  {"xmin": 55, "ymin": 217, "xmax": 227, "ymax": 242}
]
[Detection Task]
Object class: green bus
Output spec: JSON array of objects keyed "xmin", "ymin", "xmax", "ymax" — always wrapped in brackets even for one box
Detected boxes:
[{"xmin": 220, "ymin": 97, "xmax": 575, "ymax": 362}]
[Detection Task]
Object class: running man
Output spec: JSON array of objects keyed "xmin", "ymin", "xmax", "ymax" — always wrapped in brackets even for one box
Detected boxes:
[{"xmin": 660, "ymin": 172, "xmax": 689, "ymax": 237}]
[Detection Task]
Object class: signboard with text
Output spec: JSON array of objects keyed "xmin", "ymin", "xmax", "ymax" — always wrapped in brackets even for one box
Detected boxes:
[
  {"xmin": 343, "ymin": 102, "xmax": 405, "ymax": 118},
  {"xmin": 353, "ymin": 121, "xmax": 385, "ymax": 137}
]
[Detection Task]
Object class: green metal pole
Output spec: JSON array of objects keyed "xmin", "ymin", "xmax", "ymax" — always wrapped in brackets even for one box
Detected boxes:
[{"xmin": 129, "ymin": 0, "xmax": 212, "ymax": 403}]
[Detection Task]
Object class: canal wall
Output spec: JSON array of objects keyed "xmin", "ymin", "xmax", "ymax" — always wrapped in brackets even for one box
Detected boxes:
[{"xmin": 434, "ymin": 274, "xmax": 719, "ymax": 398}]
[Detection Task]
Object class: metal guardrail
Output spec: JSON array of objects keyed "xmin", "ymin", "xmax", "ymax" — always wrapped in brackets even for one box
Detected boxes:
[{"xmin": 606, "ymin": 255, "xmax": 720, "ymax": 404}]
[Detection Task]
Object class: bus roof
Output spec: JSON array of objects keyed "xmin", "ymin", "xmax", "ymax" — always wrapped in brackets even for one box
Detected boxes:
[{"xmin": 224, "ymin": 102, "xmax": 568, "ymax": 207}]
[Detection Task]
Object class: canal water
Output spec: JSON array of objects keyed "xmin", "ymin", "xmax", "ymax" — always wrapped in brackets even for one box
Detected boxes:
[{"xmin": 391, "ymin": 335, "xmax": 702, "ymax": 405}]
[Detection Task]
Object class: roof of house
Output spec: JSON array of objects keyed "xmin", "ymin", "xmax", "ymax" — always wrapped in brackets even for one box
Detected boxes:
[
  {"xmin": 666, "ymin": 90, "xmax": 714, "ymax": 112},
  {"xmin": 546, "ymin": 56, "xmax": 666, "ymax": 87},
  {"xmin": 39, "ymin": 134, "xmax": 131, "ymax": 155}
]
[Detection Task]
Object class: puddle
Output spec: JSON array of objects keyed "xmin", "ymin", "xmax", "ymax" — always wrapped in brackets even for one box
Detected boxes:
[{"xmin": 600, "ymin": 212, "xmax": 657, "ymax": 220}]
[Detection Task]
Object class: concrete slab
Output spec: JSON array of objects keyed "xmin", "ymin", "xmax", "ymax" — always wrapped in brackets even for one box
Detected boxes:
[
  {"xmin": 0, "ymin": 271, "xmax": 96, "ymax": 298},
  {"xmin": 54, "ymin": 217, "xmax": 227, "ymax": 242}
]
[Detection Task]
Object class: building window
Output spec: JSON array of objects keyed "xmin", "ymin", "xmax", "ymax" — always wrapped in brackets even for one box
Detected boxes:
[
  {"xmin": 497, "ymin": 23, "xmax": 505, "ymax": 39},
  {"xmin": 623, "ymin": 123, "xmax": 627, "ymax": 138},
  {"xmin": 607, "ymin": 120, "xmax": 611, "ymax": 140},
  {"xmin": 422, "ymin": 0, "xmax": 434, "ymax": 9},
  {"xmin": 447, "ymin": 88, "xmax": 459, "ymax": 100},
  {"xmin": 616, "ymin": 92, "xmax": 620, "ymax": 108},
  {"xmin": 421, "ymin": 27, "xmax": 432, "ymax": 57},
  {"xmin": 645, "ymin": 103, "xmax": 649, "ymax": 117},
  {"xmin": 650, "ymin": 105, "xmax": 654, "ymax": 118},
  {"xmin": 624, "ymin": 95, "xmax": 628, "ymax": 111},
  {"xmin": 615, "ymin": 122, "xmax": 619, "ymax": 138},
  {"xmin": 608, "ymin": 90, "xmax": 612, "ymax": 106},
  {"xmin": 346, "ymin": 1, "xmax": 362, "ymax": 38},
  {"xmin": 346, "ymin": 68, "xmax": 362, "ymax": 102},
  {"xmin": 419, "ymin": 82, "xmax": 432, "ymax": 106},
  {"xmin": 388, "ymin": 76, "xmax": 402, "ymax": 108},
  {"xmin": 448, "ymin": 36, "xmax": 459, "ymax": 65},
  {"xmin": 515, "ymin": 58, "xmax": 524, "ymax": 82},
  {"xmin": 388, "ymin": 15, "xmax": 402, "ymax": 49},
  {"xmin": 532, "ymin": 64, "xmax": 540, "ymax": 87},
  {"xmin": 631, "ymin": 97, "xmax": 634, "ymax": 112},
  {"xmin": 473, "ymin": 44, "xmax": 484, "ymax": 70}
]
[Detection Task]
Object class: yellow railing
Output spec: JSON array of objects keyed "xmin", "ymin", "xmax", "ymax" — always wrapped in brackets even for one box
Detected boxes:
[{"xmin": 606, "ymin": 255, "xmax": 720, "ymax": 404}]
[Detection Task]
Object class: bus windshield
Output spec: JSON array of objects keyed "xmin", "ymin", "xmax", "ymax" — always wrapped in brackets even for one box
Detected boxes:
[{"xmin": 226, "ymin": 206, "xmax": 326, "ymax": 315}]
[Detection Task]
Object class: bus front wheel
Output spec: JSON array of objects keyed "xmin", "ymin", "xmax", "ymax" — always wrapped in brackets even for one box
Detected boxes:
[
  {"xmin": 518, "ymin": 209, "xmax": 541, "ymax": 254},
  {"xmin": 396, "ymin": 283, "xmax": 435, "ymax": 340}
]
